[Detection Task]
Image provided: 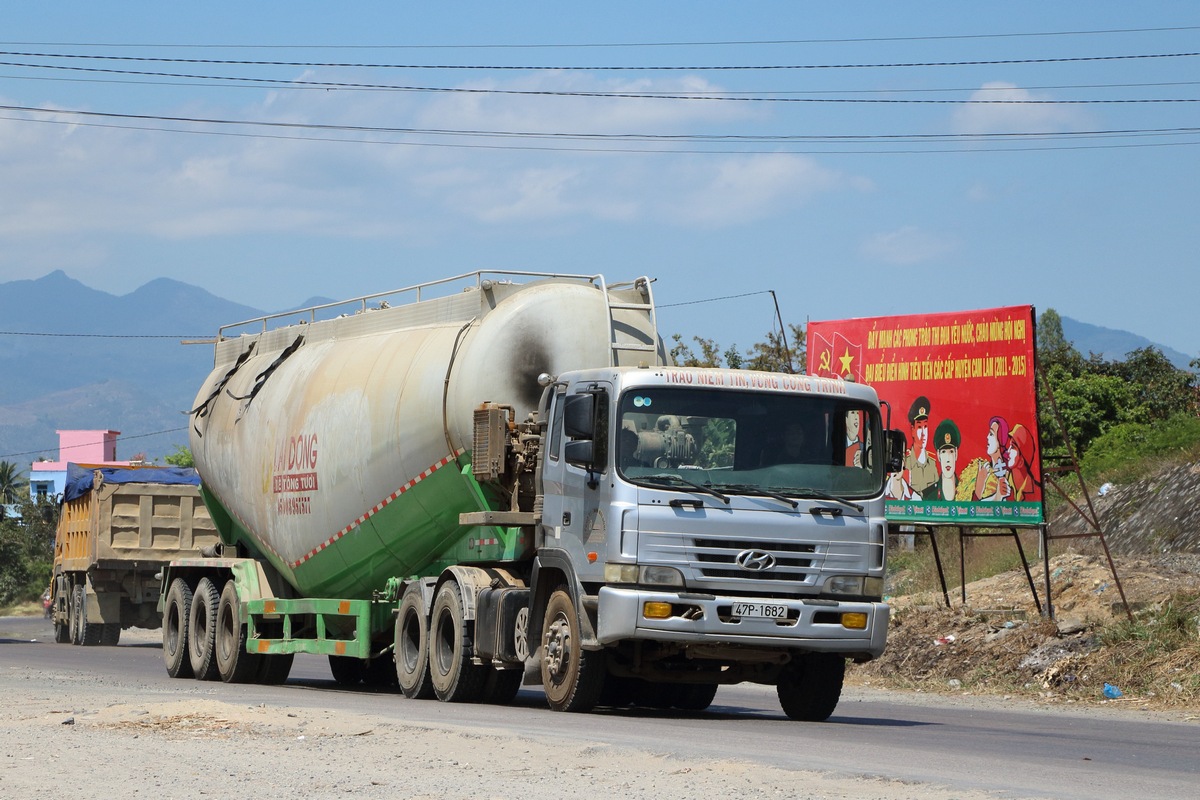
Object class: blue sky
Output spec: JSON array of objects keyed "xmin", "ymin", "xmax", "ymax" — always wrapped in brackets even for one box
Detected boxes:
[{"xmin": 2, "ymin": 2, "xmax": 1198, "ymax": 361}]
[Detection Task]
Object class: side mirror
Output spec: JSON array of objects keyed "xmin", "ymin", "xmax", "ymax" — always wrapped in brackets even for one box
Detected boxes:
[
  {"xmin": 563, "ymin": 394, "xmax": 595, "ymax": 440},
  {"xmin": 884, "ymin": 429, "xmax": 907, "ymax": 473},
  {"xmin": 564, "ymin": 440, "xmax": 596, "ymax": 469}
]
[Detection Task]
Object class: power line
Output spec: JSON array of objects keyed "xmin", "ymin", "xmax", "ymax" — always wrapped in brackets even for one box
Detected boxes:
[
  {"xmin": 4, "ymin": 48, "xmax": 1199, "ymax": 71},
  {"xmin": 5, "ymin": 69, "xmax": 1200, "ymax": 97},
  {"xmin": 6, "ymin": 111, "xmax": 1200, "ymax": 155},
  {"xmin": 7, "ymin": 104, "xmax": 1200, "ymax": 143},
  {"xmin": 0, "ymin": 330, "xmax": 205, "ymax": 339},
  {"xmin": 1, "ymin": 26, "xmax": 1197, "ymax": 49},
  {"xmin": 0, "ymin": 428, "xmax": 188, "ymax": 461}
]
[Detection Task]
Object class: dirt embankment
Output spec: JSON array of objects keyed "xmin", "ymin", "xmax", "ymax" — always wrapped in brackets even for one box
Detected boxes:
[{"xmin": 852, "ymin": 461, "xmax": 1200, "ymax": 716}]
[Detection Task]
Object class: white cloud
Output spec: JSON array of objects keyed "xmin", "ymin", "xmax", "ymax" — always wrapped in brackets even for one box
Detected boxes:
[
  {"xmin": 952, "ymin": 82, "xmax": 1090, "ymax": 136},
  {"xmin": 665, "ymin": 154, "xmax": 846, "ymax": 226},
  {"xmin": 861, "ymin": 226, "xmax": 957, "ymax": 266}
]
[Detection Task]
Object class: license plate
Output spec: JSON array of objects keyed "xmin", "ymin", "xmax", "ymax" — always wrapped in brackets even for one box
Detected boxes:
[{"xmin": 731, "ymin": 602, "xmax": 788, "ymax": 619}]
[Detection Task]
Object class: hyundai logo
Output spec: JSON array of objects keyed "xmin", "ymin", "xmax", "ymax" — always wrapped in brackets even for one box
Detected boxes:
[{"xmin": 734, "ymin": 549, "xmax": 777, "ymax": 571}]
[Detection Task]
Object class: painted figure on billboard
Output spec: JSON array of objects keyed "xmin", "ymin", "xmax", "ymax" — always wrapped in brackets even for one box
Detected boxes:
[
  {"xmin": 845, "ymin": 409, "xmax": 864, "ymax": 467},
  {"xmin": 1006, "ymin": 423, "xmax": 1040, "ymax": 501},
  {"xmin": 932, "ymin": 418, "xmax": 960, "ymax": 501},
  {"xmin": 905, "ymin": 396, "xmax": 938, "ymax": 499}
]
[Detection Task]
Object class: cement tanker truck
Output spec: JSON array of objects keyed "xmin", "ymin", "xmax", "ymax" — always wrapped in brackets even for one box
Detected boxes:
[{"xmin": 161, "ymin": 271, "xmax": 903, "ymax": 720}]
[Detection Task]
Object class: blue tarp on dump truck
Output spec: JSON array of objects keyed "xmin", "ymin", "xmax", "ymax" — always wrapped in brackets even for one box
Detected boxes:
[{"xmin": 63, "ymin": 463, "xmax": 200, "ymax": 503}]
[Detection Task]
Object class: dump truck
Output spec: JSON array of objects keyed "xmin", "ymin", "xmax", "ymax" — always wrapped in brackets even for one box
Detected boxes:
[
  {"xmin": 162, "ymin": 271, "xmax": 904, "ymax": 720},
  {"xmin": 50, "ymin": 464, "xmax": 219, "ymax": 646}
]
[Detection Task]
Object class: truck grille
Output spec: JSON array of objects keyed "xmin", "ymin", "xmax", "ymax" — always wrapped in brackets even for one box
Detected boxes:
[{"xmin": 693, "ymin": 538, "xmax": 815, "ymax": 581}]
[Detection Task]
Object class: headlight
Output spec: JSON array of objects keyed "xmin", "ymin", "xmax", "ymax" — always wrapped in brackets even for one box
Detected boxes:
[
  {"xmin": 824, "ymin": 575, "xmax": 865, "ymax": 595},
  {"xmin": 604, "ymin": 563, "xmax": 684, "ymax": 587}
]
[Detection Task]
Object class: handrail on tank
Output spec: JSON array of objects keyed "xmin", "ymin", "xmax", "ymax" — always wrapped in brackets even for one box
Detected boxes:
[{"xmin": 215, "ymin": 269, "xmax": 608, "ymax": 341}]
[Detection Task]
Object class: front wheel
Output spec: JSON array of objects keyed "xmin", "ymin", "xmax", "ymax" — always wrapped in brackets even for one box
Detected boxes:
[
  {"xmin": 776, "ymin": 654, "xmax": 845, "ymax": 722},
  {"xmin": 540, "ymin": 588, "xmax": 604, "ymax": 713}
]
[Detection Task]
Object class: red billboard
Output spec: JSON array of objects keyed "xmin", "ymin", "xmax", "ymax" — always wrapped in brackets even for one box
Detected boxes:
[{"xmin": 808, "ymin": 306, "xmax": 1042, "ymax": 525}]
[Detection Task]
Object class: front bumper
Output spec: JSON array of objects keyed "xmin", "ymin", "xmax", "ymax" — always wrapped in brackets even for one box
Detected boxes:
[{"xmin": 596, "ymin": 586, "xmax": 889, "ymax": 659}]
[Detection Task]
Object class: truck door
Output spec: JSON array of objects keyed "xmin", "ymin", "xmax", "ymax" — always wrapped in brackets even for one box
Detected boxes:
[{"xmin": 540, "ymin": 384, "xmax": 611, "ymax": 584}]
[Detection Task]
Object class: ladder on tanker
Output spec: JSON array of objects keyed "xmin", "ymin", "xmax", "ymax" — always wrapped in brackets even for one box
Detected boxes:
[{"xmin": 601, "ymin": 276, "xmax": 661, "ymax": 367}]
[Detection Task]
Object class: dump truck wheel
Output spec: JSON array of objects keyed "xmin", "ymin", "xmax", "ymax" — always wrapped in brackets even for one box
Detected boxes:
[
  {"xmin": 188, "ymin": 578, "xmax": 221, "ymax": 681},
  {"xmin": 329, "ymin": 655, "xmax": 364, "ymax": 685},
  {"xmin": 163, "ymin": 578, "xmax": 194, "ymax": 678},
  {"xmin": 776, "ymin": 654, "xmax": 845, "ymax": 722},
  {"xmin": 100, "ymin": 624, "xmax": 121, "ymax": 647},
  {"xmin": 54, "ymin": 619, "xmax": 71, "ymax": 644},
  {"xmin": 540, "ymin": 588, "xmax": 604, "ymax": 713},
  {"xmin": 428, "ymin": 581, "xmax": 486, "ymax": 703},
  {"xmin": 69, "ymin": 584, "xmax": 85, "ymax": 645},
  {"xmin": 482, "ymin": 668, "xmax": 523, "ymax": 706},
  {"xmin": 395, "ymin": 583, "xmax": 433, "ymax": 699},
  {"xmin": 216, "ymin": 580, "xmax": 261, "ymax": 683}
]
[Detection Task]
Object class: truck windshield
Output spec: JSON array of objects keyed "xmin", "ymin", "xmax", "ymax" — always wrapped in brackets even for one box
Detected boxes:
[{"xmin": 616, "ymin": 386, "xmax": 885, "ymax": 500}]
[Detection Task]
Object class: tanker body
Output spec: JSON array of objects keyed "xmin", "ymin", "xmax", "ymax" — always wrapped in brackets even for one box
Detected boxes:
[{"xmin": 162, "ymin": 271, "xmax": 903, "ymax": 719}]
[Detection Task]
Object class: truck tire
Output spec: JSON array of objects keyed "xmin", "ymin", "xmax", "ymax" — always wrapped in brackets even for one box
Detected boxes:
[
  {"xmin": 482, "ymin": 668, "xmax": 523, "ymax": 705},
  {"xmin": 216, "ymin": 580, "xmax": 261, "ymax": 683},
  {"xmin": 328, "ymin": 655, "xmax": 364, "ymax": 685},
  {"xmin": 163, "ymin": 578, "xmax": 194, "ymax": 678},
  {"xmin": 540, "ymin": 588, "xmax": 604, "ymax": 713},
  {"xmin": 428, "ymin": 581, "xmax": 486, "ymax": 703},
  {"xmin": 54, "ymin": 619, "xmax": 71, "ymax": 644},
  {"xmin": 100, "ymin": 624, "xmax": 121, "ymax": 647},
  {"xmin": 188, "ymin": 577, "xmax": 221, "ymax": 681},
  {"xmin": 776, "ymin": 653, "xmax": 845, "ymax": 722},
  {"xmin": 673, "ymin": 682, "xmax": 719, "ymax": 712},
  {"xmin": 69, "ymin": 584, "xmax": 84, "ymax": 646},
  {"xmin": 363, "ymin": 655, "xmax": 398, "ymax": 688},
  {"xmin": 257, "ymin": 653, "xmax": 294, "ymax": 685},
  {"xmin": 395, "ymin": 583, "xmax": 434, "ymax": 699}
]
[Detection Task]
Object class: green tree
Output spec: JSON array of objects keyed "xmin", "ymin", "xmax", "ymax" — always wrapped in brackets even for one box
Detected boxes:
[
  {"xmin": 164, "ymin": 445, "xmax": 195, "ymax": 468},
  {"xmin": 0, "ymin": 460, "xmax": 26, "ymax": 505},
  {"xmin": 669, "ymin": 323, "xmax": 806, "ymax": 373},
  {"xmin": 0, "ymin": 497, "xmax": 57, "ymax": 606}
]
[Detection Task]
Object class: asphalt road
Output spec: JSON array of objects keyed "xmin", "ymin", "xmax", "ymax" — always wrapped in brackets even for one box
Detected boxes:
[{"xmin": 2, "ymin": 615, "xmax": 1196, "ymax": 799}]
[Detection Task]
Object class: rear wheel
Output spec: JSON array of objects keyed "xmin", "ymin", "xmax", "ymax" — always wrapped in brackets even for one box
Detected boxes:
[
  {"xmin": 257, "ymin": 653, "xmax": 294, "ymax": 685},
  {"xmin": 163, "ymin": 578, "xmax": 193, "ymax": 678},
  {"xmin": 69, "ymin": 584, "xmax": 84, "ymax": 645},
  {"xmin": 216, "ymin": 580, "xmax": 261, "ymax": 683},
  {"xmin": 188, "ymin": 578, "xmax": 221, "ymax": 681},
  {"xmin": 776, "ymin": 654, "xmax": 845, "ymax": 722},
  {"xmin": 540, "ymin": 588, "xmax": 604, "ymax": 713},
  {"xmin": 428, "ymin": 581, "xmax": 486, "ymax": 703},
  {"xmin": 329, "ymin": 655, "xmax": 365, "ymax": 685},
  {"xmin": 395, "ymin": 584, "xmax": 433, "ymax": 699},
  {"xmin": 482, "ymin": 668, "xmax": 523, "ymax": 705},
  {"xmin": 99, "ymin": 623, "xmax": 121, "ymax": 647}
]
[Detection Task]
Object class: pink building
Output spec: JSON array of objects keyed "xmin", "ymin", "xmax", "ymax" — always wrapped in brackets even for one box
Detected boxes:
[{"xmin": 28, "ymin": 430, "xmax": 132, "ymax": 501}]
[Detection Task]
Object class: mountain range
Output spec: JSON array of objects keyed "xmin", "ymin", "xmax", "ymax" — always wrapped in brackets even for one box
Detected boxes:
[{"xmin": 0, "ymin": 270, "xmax": 1193, "ymax": 468}]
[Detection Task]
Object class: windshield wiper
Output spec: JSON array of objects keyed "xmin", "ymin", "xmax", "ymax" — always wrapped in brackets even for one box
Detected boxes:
[
  {"xmin": 711, "ymin": 483, "xmax": 799, "ymax": 509},
  {"xmin": 776, "ymin": 487, "xmax": 864, "ymax": 513},
  {"xmin": 642, "ymin": 474, "xmax": 730, "ymax": 504}
]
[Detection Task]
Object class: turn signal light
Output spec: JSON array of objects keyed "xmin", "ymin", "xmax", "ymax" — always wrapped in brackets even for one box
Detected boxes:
[
  {"xmin": 841, "ymin": 612, "xmax": 868, "ymax": 630},
  {"xmin": 643, "ymin": 602, "xmax": 673, "ymax": 619}
]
